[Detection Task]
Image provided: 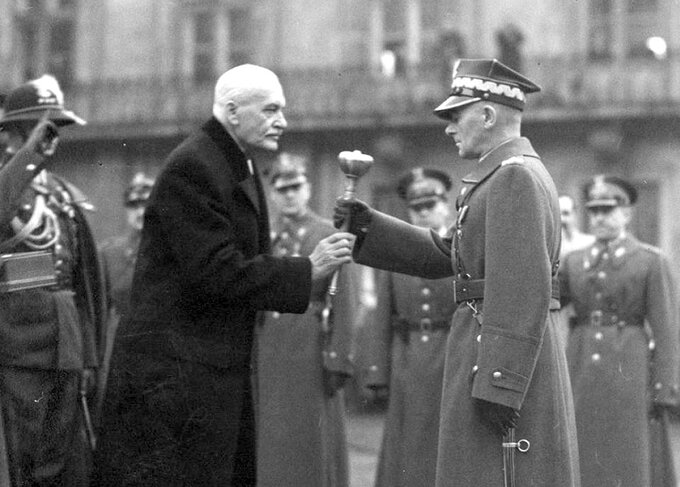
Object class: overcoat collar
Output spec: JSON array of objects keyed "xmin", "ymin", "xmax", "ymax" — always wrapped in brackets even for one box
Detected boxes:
[
  {"xmin": 461, "ymin": 137, "xmax": 538, "ymax": 184},
  {"xmin": 202, "ymin": 117, "xmax": 261, "ymax": 214}
]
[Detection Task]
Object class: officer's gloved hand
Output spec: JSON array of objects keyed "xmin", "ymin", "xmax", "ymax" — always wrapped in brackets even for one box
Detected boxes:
[
  {"xmin": 475, "ymin": 398, "xmax": 520, "ymax": 436},
  {"xmin": 323, "ymin": 369, "xmax": 351, "ymax": 397},
  {"xmin": 650, "ymin": 398, "xmax": 678, "ymax": 419},
  {"xmin": 24, "ymin": 118, "xmax": 59, "ymax": 157},
  {"xmin": 333, "ymin": 198, "xmax": 372, "ymax": 235}
]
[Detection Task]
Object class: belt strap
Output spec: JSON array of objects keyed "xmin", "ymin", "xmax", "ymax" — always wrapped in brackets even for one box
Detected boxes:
[{"xmin": 453, "ymin": 276, "xmax": 560, "ymax": 304}]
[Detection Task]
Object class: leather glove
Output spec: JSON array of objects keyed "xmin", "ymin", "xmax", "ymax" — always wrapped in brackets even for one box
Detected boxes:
[
  {"xmin": 650, "ymin": 398, "xmax": 678, "ymax": 419},
  {"xmin": 333, "ymin": 198, "xmax": 372, "ymax": 235},
  {"xmin": 24, "ymin": 118, "xmax": 59, "ymax": 157},
  {"xmin": 323, "ymin": 369, "xmax": 350, "ymax": 398},
  {"xmin": 475, "ymin": 398, "xmax": 520, "ymax": 436}
]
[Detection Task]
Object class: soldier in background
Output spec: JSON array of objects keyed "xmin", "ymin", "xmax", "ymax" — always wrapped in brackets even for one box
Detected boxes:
[
  {"xmin": 363, "ymin": 167, "xmax": 457, "ymax": 487},
  {"xmin": 255, "ymin": 153, "xmax": 358, "ymax": 487},
  {"xmin": 0, "ymin": 76, "xmax": 106, "ymax": 486},
  {"xmin": 556, "ymin": 194, "xmax": 595, "ymax": 350},
  {"xmin": 560, "ymin": 175, "xmax": 679, "ymax": 487},
  {"xmin": 96, "ymin": 172, "xmax": 155, "ymax": 416},
  {"xmin": 559, "ymin": 194, "xmax": 595, "ymax": 259}
]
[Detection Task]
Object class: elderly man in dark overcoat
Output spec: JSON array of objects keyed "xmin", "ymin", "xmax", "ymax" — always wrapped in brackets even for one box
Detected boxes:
[
  {"xmin": 335, "ymin": 59, "xmax": 579, "ymax": 486},
  {"xmin": 561, "ymin": 175, "xmax": 679, "ymax": 487},
  {"xmin": 93, "ymin": 64, "xmax": 355, "ymax": 487}
]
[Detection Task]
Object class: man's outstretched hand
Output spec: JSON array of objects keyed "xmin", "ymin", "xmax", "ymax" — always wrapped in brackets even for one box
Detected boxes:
[{"xmin": 309, "ymin": 232, "xmax": 356, "ymax": 282}]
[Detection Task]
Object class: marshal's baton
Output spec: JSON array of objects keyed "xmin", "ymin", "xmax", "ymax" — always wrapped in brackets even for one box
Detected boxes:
[
  {"xmin": 327, "ymin": 150, "xmax": 374, "ymax": 295},
  {"xmin": 502, "ymin": 427, "xmax": 530, "ymax": 487}
]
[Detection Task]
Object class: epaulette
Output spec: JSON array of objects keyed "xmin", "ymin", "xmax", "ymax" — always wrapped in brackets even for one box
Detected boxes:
[
  {"xmin": 501, "ymin": 156, "xmax": 525, "ymax": 166},
  {"xmin": 640, "ymin": 242, "xmax": 662, "ymax": 255}
]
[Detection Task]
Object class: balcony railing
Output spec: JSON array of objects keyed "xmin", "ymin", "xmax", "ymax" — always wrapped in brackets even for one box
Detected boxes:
[{"xmin": 66, "ymin": 54, "xmax": 680, "ymax": 140}]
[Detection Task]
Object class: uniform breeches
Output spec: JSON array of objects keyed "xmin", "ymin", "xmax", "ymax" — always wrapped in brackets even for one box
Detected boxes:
[{"xmin": 0, "ymin": 366, "xmax": 89, "ymax": 487}]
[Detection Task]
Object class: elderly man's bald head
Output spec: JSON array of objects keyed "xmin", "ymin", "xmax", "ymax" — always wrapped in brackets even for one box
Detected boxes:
[
  {"xmin": 213, "ymin": 64, "xmax": 283, "ymax": 116},
  {"xmin": 212, "ymin": 64, "xmax": 287, "ymax": 153}
]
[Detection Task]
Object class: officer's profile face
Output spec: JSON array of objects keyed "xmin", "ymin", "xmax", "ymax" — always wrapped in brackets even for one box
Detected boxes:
[
  {"xmin": 230, "ymin": 84, "xmax": 287, "ymax": 152},
  {"xmin": 444, "ymin": 103, "xmax": 486, "ymax": 159},
  {"xmin": 587, "ymin": 205, "xmax": 630, "ymax": 241},
  {"xmin": 272, "ymin": 180, "xmax": 310, "ymax": 217},
  {"xmin": 559, "ymin": 196, "xmax": 577, "ymax": 230},
  {"xmin": 2, "ymin": 121, "xmax": 34, "ymax": 154},
  {"xmin": 408, "ymin": 198, "xmax": 450, "ymax": 229}
]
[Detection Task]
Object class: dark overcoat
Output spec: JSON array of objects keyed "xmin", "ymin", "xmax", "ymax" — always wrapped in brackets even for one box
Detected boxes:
[
  {"xmin": 561, "ymin": 235, "xmax": 679, "ymax": 487},
  {"xmin": 354, "ymin": 137, "xmax": 580, "ymax": 487},
  {"xmin": 364, "ymin": 269, "xmax": 456, "ymax": 487},
  {"xmin": 256, "ymin": 210, "xmax": 358, "ymax": 487},
  {"xmin": 93, "ymin": 118, "xmax": 312, "ymax": 487}
]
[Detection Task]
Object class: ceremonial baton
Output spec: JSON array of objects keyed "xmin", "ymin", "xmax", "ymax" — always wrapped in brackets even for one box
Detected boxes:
[{"xmin": 327, "ymin": 150, "xmax": 374, "ymax": 296}]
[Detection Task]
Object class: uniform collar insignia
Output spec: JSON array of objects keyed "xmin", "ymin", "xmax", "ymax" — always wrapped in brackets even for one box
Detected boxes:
[{"xmin": 461, "ymin": 137, "xmax": 536, "ymax": 184}]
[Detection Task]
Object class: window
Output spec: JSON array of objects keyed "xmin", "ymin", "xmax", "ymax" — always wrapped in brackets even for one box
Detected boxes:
[
  {"xmin": 588, "ymin": 0, "xmax": 614, "ymax": 60},
  {"xmin": 192, "ymin": 11, "xmax": 215, "ymax": 84},
  {"xmin": 381, "ymin": 0, "xmax": 407, "ymax": 77},
  {"xmin": 15, "ymin": 0, "xmax": 77, "ymax": 85},
  {"xmin": 228, "ymin": 6, "xmax": 250, "ymax": 66},
  {"xmin": 587, "ymin": 0, "xmax": 663, "ymax": 60}
]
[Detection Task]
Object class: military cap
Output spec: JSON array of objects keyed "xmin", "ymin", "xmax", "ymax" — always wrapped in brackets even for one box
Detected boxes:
[
  {"xmin": 434, "ymin": 58, "xmax": 541, "ymax": 119},
  {"xmin": 584, "ymin": 175, "xmax": 638, "ymax": 208},
  {"xmin": 0, "ymin": 75, "xmax": 86, "ymax": 128},
  {"xmin": 270, "ymin": 153, "xmax": 308, "ymax": 190},
  {"xmin": 124, "ymin": 172, "xmax": 155, "ymax": 207},
  {"xmin": 397, "ymin": 167, "xmax": 452, "ymax": 207}
]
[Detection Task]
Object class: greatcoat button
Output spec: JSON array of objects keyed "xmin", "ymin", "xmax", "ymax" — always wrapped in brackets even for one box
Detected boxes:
[
  {"xmin": 594, "ymin": 332, "xmax": 603, "ymax": 341},
  {"xmin": 591, "ymin": 353, "xmax": 601, "ymax": 362},
  {"xmin": 493, "ymin": 371, "xmax": 502, "ymax": 379},
  {"xmin": 476, "ymin": 334, "xmax": 481, "ymax": 343}
]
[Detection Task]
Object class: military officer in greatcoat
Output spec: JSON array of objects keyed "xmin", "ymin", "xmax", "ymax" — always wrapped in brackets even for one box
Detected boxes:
[
  {"xmin": 255, "ymin": 153, "xmax": 358, "ymax": 487},
  {"xmin": 335, "ymin": 59, "xmax": 579, "ymax": 487},
  {"xmin": 560, "ymin": 175, "xmax": 679, "ymax": 487},
  {"xmin": 364, "ymin": 167, "xmax": 457, "ymax": 487},
  {"xmin": 96, "ymin": 172, "xmax": 155, "ymax": 417},
  {"xmin": 0, "ymin": 76, "xmax": 106, "ymax": 486}
]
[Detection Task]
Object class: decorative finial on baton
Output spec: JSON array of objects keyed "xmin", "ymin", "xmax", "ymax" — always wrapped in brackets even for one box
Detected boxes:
[{"xmin": 328, "ymin": 150, "xmax": 374, "ymax": 295}]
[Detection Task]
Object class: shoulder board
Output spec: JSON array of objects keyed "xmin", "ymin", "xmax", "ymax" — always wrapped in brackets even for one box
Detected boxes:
[
  {"xmin": 639, "ymin": 242, "xmax": 661, "ymax": 255},
  {"xmin": 501, "ymin": 156, "xmax": 525, "ymax": 166}
]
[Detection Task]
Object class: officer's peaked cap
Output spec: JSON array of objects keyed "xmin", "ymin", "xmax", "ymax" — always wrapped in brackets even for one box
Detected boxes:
[
  {"xmin": 125, "ymin": 172, "xmax": 155, "ymax": 206},
  {"xmin": 270, "ymin": 152, "xmax": 308, "ymax": 189},
  {"xmin": 434, "ymin": 58, "xmax": 541, "ymax": 119},
  {"xmin": 397, "ymin": 167, "xmax": 452, "ymax": 205},
  {"xmin": 0, "ymin": 75, "xmax": 86, "ymax": 128},
  {"xmin": 584, "ymin": 175, "xmax": 637, "ymax": 208}
]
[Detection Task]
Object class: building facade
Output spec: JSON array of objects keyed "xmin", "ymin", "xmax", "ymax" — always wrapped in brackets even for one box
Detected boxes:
[{"xmin": 1, "ymin": 0, "xmax": 679, "ymax": 274}]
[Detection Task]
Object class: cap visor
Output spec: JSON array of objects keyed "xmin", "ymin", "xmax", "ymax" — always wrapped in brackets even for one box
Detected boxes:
[
  {"xmin": 0, "ymin": 108, "xmax": 87, "ymax": 127},
  {"xmin": 433, "ymin": 96, "xmax": 481, "ymax": 120},
  {"xmin": 585, "ymin": 199, "xmax": 618, "ymax": 208}
]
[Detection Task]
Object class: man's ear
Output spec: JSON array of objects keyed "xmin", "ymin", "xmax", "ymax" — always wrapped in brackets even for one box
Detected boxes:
[
  {"xmin": 225, "ymin": 101, "xmax": 239, "ymax": 125},
  {"xmin": 482, "ymin": 105, "xmax": 497, "ymax": 128}
]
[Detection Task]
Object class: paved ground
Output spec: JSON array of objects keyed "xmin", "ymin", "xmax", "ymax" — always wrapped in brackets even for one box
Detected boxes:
[{"xmin": 347, "ymin": 409, "xmax": 384, "ymax": 487}]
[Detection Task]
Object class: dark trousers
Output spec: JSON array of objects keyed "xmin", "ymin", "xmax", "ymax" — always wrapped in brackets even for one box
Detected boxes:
[
  {"xmin": 92, "ymin": 350, "xmax": 255, "ymax": 487},
  {"xmin": 0, "ymin": 366, "xmax": 90, "ymax": 487}
]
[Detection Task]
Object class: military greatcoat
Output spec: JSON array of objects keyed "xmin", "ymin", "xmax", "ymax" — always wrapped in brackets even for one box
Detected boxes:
[
  {"xmin": 364, "ymin": 268, "xmax": 456, "ymax": 487},
  {"xmin": 354, "ymin": 137, "xmax": 579, "ymax": 487},
  {"xmin": 255, "ymin": 210, "xmax": 358, "ymax": 487},
  {"xmin": 561, "ymin": 235, "xmax": 679, "ymax": 487}
]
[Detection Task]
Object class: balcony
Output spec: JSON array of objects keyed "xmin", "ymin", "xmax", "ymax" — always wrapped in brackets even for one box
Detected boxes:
[{"xmin": 66, "ymin": 54, "xmax": 680, "ymax": 140}]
